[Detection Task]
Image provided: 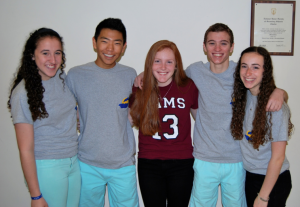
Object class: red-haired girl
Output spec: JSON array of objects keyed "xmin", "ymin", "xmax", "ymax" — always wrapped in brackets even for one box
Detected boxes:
[{"xmin": 130, "ymin": 40, "xmax": 198, "ymax": 207}]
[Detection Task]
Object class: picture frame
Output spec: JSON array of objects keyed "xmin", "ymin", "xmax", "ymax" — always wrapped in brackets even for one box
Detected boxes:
[{"xmin": 250, "ymin": 0, "xmax": 296, "ymax": 56}]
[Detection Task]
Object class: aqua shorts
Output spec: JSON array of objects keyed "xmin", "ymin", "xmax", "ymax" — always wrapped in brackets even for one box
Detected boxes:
[
  {"xmin": 190, "ymin": 159, "xmax": 246, "ymax": 207},
  {"xmin": 79, "ymin": 161, "xmax": 139, "ymax": 207}
]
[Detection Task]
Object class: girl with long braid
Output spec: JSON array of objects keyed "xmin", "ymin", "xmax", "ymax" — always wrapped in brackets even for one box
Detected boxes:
[
  {"xmin": 8, "ymin": 28, "xmax": 80, "ymax": 207},
  {"xmin": 231, "ymin": 46, "xmax": 293, "ymax": 207}
]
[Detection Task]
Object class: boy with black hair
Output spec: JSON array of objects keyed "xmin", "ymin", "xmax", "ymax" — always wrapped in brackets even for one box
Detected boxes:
[{"xmin": 66, "ymin": 18, "xmax": 139, "ymax": 207}]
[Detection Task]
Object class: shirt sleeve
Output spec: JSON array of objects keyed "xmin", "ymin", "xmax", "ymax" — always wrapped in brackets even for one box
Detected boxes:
[
  {"xmin": 271, "ymin": 103, "xmax": 290, "ymax": 142},
  {"xmin": 185, "ymin": 67, "xmax": 192, "ymax": 79},
  {"xmin": 10, "ymin": 85, "xmax": 33, "ymax": 125},
  {"xmin": 65, "ymin": 71, "xmax": 78, "ymax": 102}
]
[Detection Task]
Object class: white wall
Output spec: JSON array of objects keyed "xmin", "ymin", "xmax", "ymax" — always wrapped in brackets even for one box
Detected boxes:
[{"xmin": 0, "ymin": 0, "xmax": 299, "ymax": 206}]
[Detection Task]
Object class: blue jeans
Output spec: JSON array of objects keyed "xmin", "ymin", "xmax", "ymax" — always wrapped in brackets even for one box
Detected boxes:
[
  {"xmin": 36, "ymin": 155, "xmax": 81, "ymax": 207},
  {"xmin": 138, "ymin": 158, "xmax": 194, "ymax": 207}
]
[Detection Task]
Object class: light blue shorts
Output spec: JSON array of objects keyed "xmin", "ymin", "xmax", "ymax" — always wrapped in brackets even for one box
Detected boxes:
[
  {"xmin": 35, "ymin": 155, "xmax": 81, "ymax": 207},
  {"xmin": 79, "ymin": 161, "xmax": 139, "ymax": 207},
  {"xmin": 190, "ymin": 159, "xmax": 246, "ymax": 207}
]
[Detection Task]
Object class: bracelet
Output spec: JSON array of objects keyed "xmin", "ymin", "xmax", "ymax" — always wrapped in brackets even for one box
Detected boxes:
[
  {"xmin": 257, "ymin": 193, "xmax": 269, "ymax": 202},
  {"xmin": 31, "ymin": 193, "xmax": 43, "ymax": 200}
]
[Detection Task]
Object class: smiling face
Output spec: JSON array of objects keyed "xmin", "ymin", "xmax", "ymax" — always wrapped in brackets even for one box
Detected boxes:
[
  {"xmin": 33, "ymin": 37, "xmax": 63, "ymax": 81},
  {"xmin": 152, "ymin": 48, "xmax": 176, "ymax": 87},
  {"xmin": 93, "ymin": 28, "xmax": 127, "ymax": 69},
  {"xmin": 240, "ymin": 52, "xmax": 264, "ymax": 96},
  {"xmin": 203, "ymin": 31, "xmax": 234, "ymax": 72}
]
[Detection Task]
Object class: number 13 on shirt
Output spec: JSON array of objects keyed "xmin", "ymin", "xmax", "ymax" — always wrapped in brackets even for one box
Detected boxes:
[{"xmin": 152, "ymin": 115, "xmax": 179, "ymax": 140}]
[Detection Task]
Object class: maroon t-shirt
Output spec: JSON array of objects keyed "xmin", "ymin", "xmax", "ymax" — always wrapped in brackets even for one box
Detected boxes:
[{"xmin": 130, "ymin": 79, "xmax": 198, "ymax": 160}]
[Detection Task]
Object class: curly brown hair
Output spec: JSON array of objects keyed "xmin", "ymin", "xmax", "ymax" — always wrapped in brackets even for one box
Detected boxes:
[
  {"xmin": 231, "ymin": 46, "xmax": 293, "ymax": 149},
  {"xmin": 8, "ymin": 28, "xmax": 66, "ymax": 121}
]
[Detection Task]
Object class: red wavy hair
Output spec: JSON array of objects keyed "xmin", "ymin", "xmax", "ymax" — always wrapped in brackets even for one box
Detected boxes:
[{"xmin": 130, "ymin": 40, "xmax": 189, "ymax": 135}]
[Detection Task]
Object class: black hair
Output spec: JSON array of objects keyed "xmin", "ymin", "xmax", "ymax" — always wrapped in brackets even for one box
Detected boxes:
[{"xmin": 94, "ymin": 18, "xmax": 127, "ymax": 44}]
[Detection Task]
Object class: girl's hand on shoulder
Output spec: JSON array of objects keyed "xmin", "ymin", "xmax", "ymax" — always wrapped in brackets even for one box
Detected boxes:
[
  {"xmin": 31, "ymin": 197, "xmax": 48, "ymax": 207},
  {"xmin": 254, "ymin": 196, "xmax": 268, "ymax": 207}
]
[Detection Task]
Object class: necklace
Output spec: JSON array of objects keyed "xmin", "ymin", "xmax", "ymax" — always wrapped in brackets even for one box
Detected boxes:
[{"xmin": 159, "ymin": 81, "xmax": 173, "ymax": 101}]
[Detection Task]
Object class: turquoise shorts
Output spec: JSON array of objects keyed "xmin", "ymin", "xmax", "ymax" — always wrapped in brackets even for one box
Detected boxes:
[
  {"xmin": 35, "ymin": 155, "xmax": 81, "ymax": 207},
  {"xmin": 190, "ymin": 159, "xmax": 246, "ymax": 207},
  {"xmin": 79, "ymin": 161, "xmax": 139, "ymax": 207}
]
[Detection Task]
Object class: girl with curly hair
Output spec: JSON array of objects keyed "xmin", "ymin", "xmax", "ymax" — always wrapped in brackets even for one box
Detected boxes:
[
  {"xmin": 129, "ymin": 40, "xmax": 198, "ymax": 206},
  {"xmin": 231, "ymin": 46, "xmax": 293, "ymax": 207},
  {"xmin": 8, "ymin": 28, "xmax": 80, "ymax": 207}
]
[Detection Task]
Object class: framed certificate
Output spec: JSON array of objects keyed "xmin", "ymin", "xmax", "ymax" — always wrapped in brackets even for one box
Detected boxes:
[{"xmin": 250, "ymin": 0, "xmax": 296, "ymax": 56}]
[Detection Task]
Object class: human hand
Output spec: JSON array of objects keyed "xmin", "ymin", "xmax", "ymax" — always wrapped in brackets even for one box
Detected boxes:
[
  {"xmin": 31, "ymin": 197, "xmax": 48, "ymax": 207},
  {"xmin": 134, "ymin": 72, "xmax": 144, "ymax": 89},
  {"xmin": 266, "ymin": 88, "xmax": 285, "ymax": 112},
  {"xmin": 253, "ymin": 196, "xmax": 268, "ymax": 207}
]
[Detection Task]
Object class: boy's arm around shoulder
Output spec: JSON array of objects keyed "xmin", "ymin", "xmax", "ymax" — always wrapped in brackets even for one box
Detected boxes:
[
  {"xmin": 185, "ymin": 65, "xmax": 193, "ymax": 79},
  {"xmin": 266, "ymin": 88, "xmax": 288, "ymax": 112},
  {"xmin": 185, "ymin": 61, "xmax": 205, "ymax": 79}
]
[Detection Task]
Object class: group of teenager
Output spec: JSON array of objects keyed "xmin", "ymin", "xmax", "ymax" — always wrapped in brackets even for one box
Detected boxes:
[{"xmin": 8, "ymin": 17, "xmax": 293, "ymax": 207}]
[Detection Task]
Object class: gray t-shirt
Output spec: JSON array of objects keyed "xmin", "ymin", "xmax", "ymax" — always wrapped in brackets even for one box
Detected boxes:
[
  {"xmin": 66, "ymin": 62, "xmax": 137, "ymax": 169},
  {"xmin": 240, "ymin": 90, "xmax": 290, "ymax": 175},
  {"xmin": 185, "ymin": 61, "xmax": 242, "ymax": 163},
  {"xmin": 10, "ymin": 71, "xmax": 78, "ymax": 160}
]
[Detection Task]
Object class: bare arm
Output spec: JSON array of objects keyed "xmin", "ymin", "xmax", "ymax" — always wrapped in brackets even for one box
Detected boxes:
[
  {"xmin": 14, "ymin": 123, "xmax": 48, "ymax": 207},
  {"xmin": 254, "ymin": 141, "xmax": 286, "ymax": 207},
  {"xmin": 266, "ymin": 88, "xmax": 288, "ymax": 112},
  {"xmin": 134, "ymin": 72, "xmax": 144, "ymax": 89},
  {"xmin": 190, "ymin": 108, "xmax": 197, "ymax": 120}
]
